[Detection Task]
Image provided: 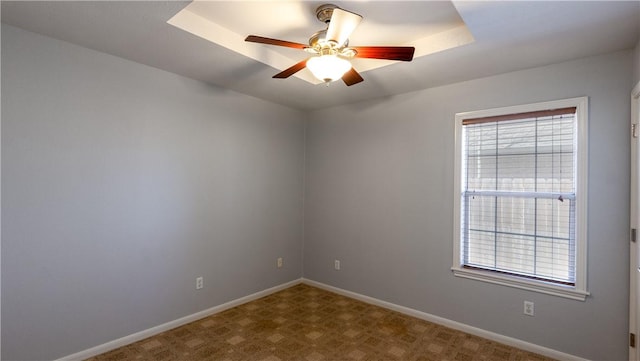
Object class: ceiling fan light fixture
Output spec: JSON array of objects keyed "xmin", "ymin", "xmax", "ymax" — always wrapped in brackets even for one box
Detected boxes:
[
  {"xmin": 307, "ymin": 55, "xmax": 351, "ymax": 83},
  {"xmin": 244, "ymin": 3, "xmax": 415, "ymax": 86}
]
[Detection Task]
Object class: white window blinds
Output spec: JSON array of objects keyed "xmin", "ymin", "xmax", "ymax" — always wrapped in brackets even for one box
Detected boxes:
[{"xmin": 460, "ymin": 107, "xmax": 577, "ymax": 285}]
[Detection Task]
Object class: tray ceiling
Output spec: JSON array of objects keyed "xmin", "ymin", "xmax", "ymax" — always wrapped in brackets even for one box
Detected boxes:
[{"xmin": 167, "ymin": 1, "xmax": 474, "ymax": 84}]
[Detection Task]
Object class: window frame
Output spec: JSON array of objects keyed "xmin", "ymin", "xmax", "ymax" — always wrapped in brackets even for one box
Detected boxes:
[{"xmin": 452, "ymin": 97, "xmax": 589, "ymax": 301}]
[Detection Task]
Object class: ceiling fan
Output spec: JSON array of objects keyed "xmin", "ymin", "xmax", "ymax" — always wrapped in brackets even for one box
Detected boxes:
[{"xmin": 245, "ymin": 4, "xmax": 415, "ymax": 86}]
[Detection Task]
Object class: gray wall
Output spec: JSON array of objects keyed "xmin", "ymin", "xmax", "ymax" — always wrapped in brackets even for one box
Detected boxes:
[
  {"xmin": 634, "ymin": 39, "xmax": 640, "ymax": 87},
  {"xmin": 304, "ymin": 50, "xmax": 633, "ymax": 360},
  {"xmin": 1, "ymin": 24, "xmax": 305, "ymax": 361}
]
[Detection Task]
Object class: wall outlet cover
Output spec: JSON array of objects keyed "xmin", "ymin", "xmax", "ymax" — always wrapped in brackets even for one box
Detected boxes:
[{"xmin": 524, "ymin": 301, "xmax": 534, "ymax": 316}]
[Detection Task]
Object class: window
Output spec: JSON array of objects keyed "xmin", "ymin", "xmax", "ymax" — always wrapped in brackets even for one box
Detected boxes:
[{"xmin": 453, "ymin": 97, "xmax": 589, "ymax": 300}]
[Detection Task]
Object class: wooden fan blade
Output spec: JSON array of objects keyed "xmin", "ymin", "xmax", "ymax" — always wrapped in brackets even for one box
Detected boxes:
[
  {"xmin": 352, "ymin": 46, "xmax": 415, "ymax": 61},
  {"xmin": 326, "ymin": 8, "xmax": 362, "ymax": 47},
  {"xmin": 245, "ymin": 35, "xmax": 307, "ymax": 50},
  {"xmin": 273, "ymin": 59, "xmax": 308, "ymax": 79},
  {"xmin": 342, "ymin": 67, "xmax": 364, "ymax": 86}
]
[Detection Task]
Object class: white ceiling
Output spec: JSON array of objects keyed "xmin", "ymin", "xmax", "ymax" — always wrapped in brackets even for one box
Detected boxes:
[{"xmin": 2, "ymin": 1, "xmax": 639, "ymax": 110}]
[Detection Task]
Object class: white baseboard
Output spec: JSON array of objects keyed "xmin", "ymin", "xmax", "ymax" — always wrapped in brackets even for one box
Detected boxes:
[
  {"xmin": 55, "ymin": 278, "xmax": 303, "ymax": 361},
  {"xmin": 302, "ymin": 278, "xmax": 588, "ymax": 361}
]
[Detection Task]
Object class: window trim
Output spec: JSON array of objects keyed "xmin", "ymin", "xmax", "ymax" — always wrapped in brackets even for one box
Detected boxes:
[{"xmin": 452, "ymin": 97, "xmax": 589, "ymax": 301}]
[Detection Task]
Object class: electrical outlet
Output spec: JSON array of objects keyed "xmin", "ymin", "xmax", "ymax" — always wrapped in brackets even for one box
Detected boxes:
[
  {"xmin": 277, "ymin": 257, "xmax": 283, "ymax": 268},
  {"xmin": 524, "ymin": 301, "xmax": 534, "ymax": 316},
  {"xmin": 196, "ymin": 276, "xmax": 204, "ymax": 290},
  {"xmin": 334, "ymin": 260, "xmax": 340, "ymax": 270}
]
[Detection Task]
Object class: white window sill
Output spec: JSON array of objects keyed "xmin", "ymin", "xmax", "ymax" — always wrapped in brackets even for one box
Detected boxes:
[{"xmin": 451, "ymin": 266, "xmax": 589, "ymax": 301}]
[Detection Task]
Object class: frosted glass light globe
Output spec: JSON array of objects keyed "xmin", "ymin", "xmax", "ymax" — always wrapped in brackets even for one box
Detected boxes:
[{"xmin": 307, "ymin": 55, "xmax": 352, "ymax": 83}]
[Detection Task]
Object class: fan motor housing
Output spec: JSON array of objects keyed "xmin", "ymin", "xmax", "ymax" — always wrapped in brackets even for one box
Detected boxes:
[{"xmin": 309, "ymin": 30, "xmax": 348, "ymax": 48}]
